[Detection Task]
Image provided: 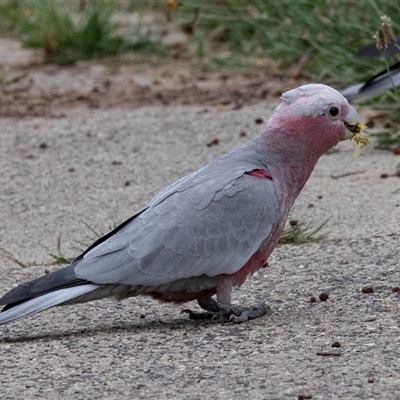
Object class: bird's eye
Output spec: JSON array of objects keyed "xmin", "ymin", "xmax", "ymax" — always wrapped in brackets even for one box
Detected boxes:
[{"xmin": 329, "ymin": 107, "xmax": 339, "ymax": 117}]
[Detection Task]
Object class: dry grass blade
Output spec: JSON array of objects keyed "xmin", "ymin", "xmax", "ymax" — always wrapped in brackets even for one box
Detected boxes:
[{"xmin": 0, "ymin": 247, "xmax": 33, "ymax": 268}]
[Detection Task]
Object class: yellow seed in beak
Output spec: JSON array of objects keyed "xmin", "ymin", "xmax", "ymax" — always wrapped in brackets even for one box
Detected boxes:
[{"xmin": 351, "ymin": 124, "xmax": 369, "ymax": 157}]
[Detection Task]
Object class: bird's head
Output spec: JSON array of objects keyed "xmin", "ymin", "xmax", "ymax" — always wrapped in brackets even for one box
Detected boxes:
[{"xmin": 266, "ymin": 84, "xmax": 367, "ymax": 160}]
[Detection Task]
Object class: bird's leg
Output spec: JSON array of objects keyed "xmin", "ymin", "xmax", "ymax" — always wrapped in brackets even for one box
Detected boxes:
[{"xmin": 181, "ymin": 297, "xmax": 271, "ymax": 323}]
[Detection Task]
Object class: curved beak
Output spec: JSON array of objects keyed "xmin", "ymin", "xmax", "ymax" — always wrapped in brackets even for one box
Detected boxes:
[{"xmin": 343, "ymin": 105, "xmax": 362, "ymax": 140}]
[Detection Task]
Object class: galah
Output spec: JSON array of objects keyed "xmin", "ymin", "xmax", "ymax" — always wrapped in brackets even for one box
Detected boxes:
[{"xmin": 0, "ymin": 84, "xmax": 364, "ymax": 326}]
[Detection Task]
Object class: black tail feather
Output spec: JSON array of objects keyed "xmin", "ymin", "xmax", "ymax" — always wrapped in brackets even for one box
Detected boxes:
[{"xmin": 0, "ymin": 264, "xmax": 89, "ymax": 311}]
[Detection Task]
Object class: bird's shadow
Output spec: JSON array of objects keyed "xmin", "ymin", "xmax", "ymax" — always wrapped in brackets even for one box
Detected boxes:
[{"xmin": 0, "ymin": 314, "xmax": 210, "ymax": 344}]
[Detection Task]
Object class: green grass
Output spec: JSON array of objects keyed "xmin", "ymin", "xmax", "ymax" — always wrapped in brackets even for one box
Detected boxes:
[
  {"xmin": 167, "ymin": 0, "xmax": 400, "ymax": 86},
  {"xmin": 1, "ymin": 0, "xmax": 400, "ymax": 88},
  {"xmin": 0, "ymin": 0, "xmax": 167, "ymax": 64},
  {"xmin": 49, "ymin": 253, "xmax": 74, "ymax": 266},
  {"xmin": 0, "ymin": 1, "xmax": 398, "ymax": 84},
  {"xmin": 279, "ymin": 220, "xmax": 329, "ymax": 245}
]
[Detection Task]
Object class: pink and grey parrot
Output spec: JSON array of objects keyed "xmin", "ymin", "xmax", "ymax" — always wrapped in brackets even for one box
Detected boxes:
[{"xmin": 0, "ymin": 84, "xmax": 363, "ymax": 326}]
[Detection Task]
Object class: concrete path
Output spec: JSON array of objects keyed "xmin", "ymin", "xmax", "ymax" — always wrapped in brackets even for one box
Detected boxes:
[{"xmin": 0, "ymin": 103, "xmax": 399, "ymax": 399}]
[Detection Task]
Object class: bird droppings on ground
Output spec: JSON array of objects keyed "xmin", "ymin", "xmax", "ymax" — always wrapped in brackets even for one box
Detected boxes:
[
  {"xmin": 316, "ymin": 350, "xmax": 342, "ymax": 357},
  {"xmin": 361, "ymin": 285, "xmax": 374, "ymax": 294},
  {"xmin": 319, "ymin": 293, "xmax": 329, "ymax": 302},
  {"xmin": 298, "ymin": 395, "xmax": 313, "ymax": 400},
  {"xmin": 206, "ymin": 138, "xmax": 219, "ymax": 147}
]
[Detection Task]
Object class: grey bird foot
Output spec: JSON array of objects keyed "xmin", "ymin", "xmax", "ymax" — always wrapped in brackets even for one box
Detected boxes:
[
  {"xmin": 214, "ymin": 302, "xmax": 271, "ymax": 323},
  {"xmin": 182, "ymin": 299, "xmax": 271, "ymax": 323},
  {"xmin": 180, "ymin": 309, "xmax": 215, "ymax": 320}
]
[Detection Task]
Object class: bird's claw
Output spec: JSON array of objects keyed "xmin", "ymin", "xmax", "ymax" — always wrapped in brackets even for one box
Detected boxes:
[
  {"xmin": 180, "ymin": 309, "xmax": 214, "ymax": 320},
  {"xmin": 182, "ymin": 301, "xmax": 271, "ymax": 323}
]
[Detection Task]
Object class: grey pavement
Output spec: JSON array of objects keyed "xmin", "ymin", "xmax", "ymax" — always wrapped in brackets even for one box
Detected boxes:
[{"xmin": 0, "ymin": 103, "xmax": 400, "ymax": 399}]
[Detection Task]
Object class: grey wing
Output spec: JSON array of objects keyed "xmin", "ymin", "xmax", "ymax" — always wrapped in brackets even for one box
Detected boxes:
[{"xmin": 74, "ymin": 173, "xmax": 279, "ymax": 286}]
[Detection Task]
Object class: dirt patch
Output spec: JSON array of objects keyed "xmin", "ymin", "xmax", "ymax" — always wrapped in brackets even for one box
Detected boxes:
[{"xmin": 0, "ymin": 43, "xmax": 304, "ymax": 118}]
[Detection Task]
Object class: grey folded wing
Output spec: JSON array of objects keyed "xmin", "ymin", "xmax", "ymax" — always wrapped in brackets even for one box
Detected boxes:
[{"xmin": 74, "ymin": 172, "xmax": 279, "ymax": 287}]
